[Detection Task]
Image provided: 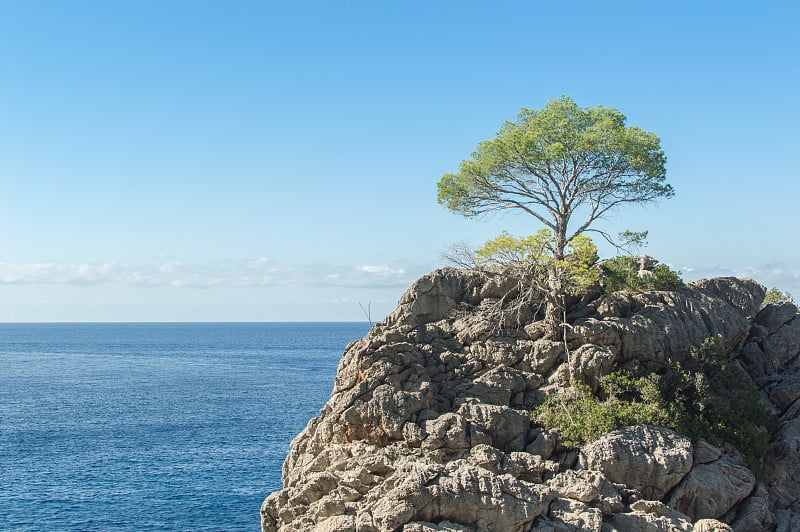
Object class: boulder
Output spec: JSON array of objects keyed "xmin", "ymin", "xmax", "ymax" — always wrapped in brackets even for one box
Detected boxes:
[
  {"xmin": 667, "ymin": 446, "xmax": 755, "ymax": 520},
  {"xmin": 580, "ymin": 425, "xmax": 693, "ymax": 500}
]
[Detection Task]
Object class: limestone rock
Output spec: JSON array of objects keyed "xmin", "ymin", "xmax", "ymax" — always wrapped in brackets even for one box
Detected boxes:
[
  {"xmin": 690, "ymin": 277, "xmax": 765, "ymax": 318},
  {"xmin": 692, "ymin": 520, "xmax": 733, "ymax": 532},
  {"xmin": 755, "ymin": 302, "xmax": 798, "ymax": 336},
  {"xmin": 731, "ymin": 484, "xmax": 775, "ymax": 532},
  {"xmin": 607, "ymin": 508, "xmax": 693, "ymax": 531},
  {"xmin": 548, "ymin": 469, "xmax": 623, "ymax": 515},
  {"xmin": 568, "ymin": 289, "xmax": 751, "ymax": 364},
  {"xmin": 667, "ymin": 446, "xmax": 755, "ymax": 520},
  {"xmin": 567, "ymin": 344, "xmax": 618, "ymax": 392},
  {"xmin": 261, "ymin": 267, "xmax": 799, "ymax": 532},
  {"xmin": 549, "ymin": 497, "xmax": 603, "ymax": 531},
  {"xmin": 580, "ymin": 425, "xmax": 693, "ymax": 500}
]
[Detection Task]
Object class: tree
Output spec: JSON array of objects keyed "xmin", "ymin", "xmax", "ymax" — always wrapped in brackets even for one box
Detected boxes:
[{"xmin": 438, "ymin": 96, "xmax": 673, "ymax": 339}]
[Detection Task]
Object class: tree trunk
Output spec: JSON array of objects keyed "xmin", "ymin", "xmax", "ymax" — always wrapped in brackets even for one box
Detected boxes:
[
  {"xmin": 544, "ymin": 269, "xmax": 564, "ymax": 341},
  {"xmin": 544, "ymin": 228, "xmax": 568, "ymax": 341}
]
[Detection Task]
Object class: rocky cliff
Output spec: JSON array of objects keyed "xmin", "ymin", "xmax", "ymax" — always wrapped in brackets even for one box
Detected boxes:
[{"xmin": 261, "ymin": 265, "xmax": 800, "ymax": 532}]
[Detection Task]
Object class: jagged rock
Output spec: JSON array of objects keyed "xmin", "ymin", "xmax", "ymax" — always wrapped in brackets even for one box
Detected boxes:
[
  {"xmin": 526, "ymin": 428, "xmax": 559, "ymax": 459},
  {"xmin": 593, "ymin": 291, "xmax": 636, "ymax": 319},
  {"xmin": 261, "ymin": 267, "xmax": 799, "ymax": 532},
  {"xmin": 568, "ymin": 289, "xmax": 751, "ymax": 364},
  {"xmin": 760, "ymin": 316, "xmax": 800, "ymax": 370},
  {"xmin": 390, "ymin": 268, "xmax": 483, "ymax": 324},
  {"xmin": 372, "ymin": 462, "xmax": 550, "ymax": 532},
  {"xmin": 567, "ymin": 344, "xmax": 618, "ymax": 392},
  {"xmin": 404, "ymin": 521, "xmax": 472, "ymax": 532},
  {"xmin": 548, "ymin": 469, "xmax": 623, "ymax": 514},
  {"xmin": 755, "ymin": 302, "xmax": 798, "ymax": 336},
  {"xmin": 767, "ymin": 373, "xmax": 800, "ymax": 411},
  {"xmin": 607, "ymin": 507, "xmax": 693, "ymax": 531},
  {"xmin": 455, "ymin": 403, "xmax": 530, "ymax": 451},
  {"xmin": 549, "ymin": 497, "xmax": 603, "ymax": 531},
  {"xmin": 692, "ymin": 520, "xmax": 733, "ymax": 531},
  {"xmin": 422, "ymin": 413, "xmax": 470, "ymax": 451},
  {"xmin": 690, "ymin": 277, "xmax": 765, "ymax": 318},
  {"xmin": 667, "ymin": 445, "xmax": 755, "ymax": 520},
  {"xmin": 580, "ymin": 425, "xmax": 693, "ymax": 500},
  {"xmin": 524, "ymin": 340, "xmax": 565, "ymax": 375},
  {"xmin": 731, "ymin": 484, "xmax": 776, "ymax": 532}
]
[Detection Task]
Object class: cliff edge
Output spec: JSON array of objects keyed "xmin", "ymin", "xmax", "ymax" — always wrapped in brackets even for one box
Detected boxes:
[{"xmin": 261, "ymin": 266, "xmax": 800, "ymax": 532}]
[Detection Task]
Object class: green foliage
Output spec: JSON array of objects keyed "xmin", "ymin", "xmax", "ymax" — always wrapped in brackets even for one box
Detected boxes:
[
  {"xmin": 437, "ymin": 96, "xmax": 671, "ymax": 222},
  {"xmin": 475, "ymin": 230, "xmax": 599, "ymax": 295},
  {"xmin": 532, "ymin": 335, "xmax": 774, "ymax": 472},
  {"xmin": 532, "ymin": 374, "xmax": 672, "ymax": 448},
  {"xmin": 763, "ymin": 287, "xmax": 795, "ymax": 306},
  {"xmin": 600, "ymin": 256, "xmax": 683, "ymax": 293}
]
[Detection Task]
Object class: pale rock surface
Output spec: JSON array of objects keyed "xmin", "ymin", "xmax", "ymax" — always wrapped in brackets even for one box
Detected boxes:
[
  {"xmin": 260, "ymin": 267, "xmax": 800, "ymax": 532},
  {"xmin": 667, "ymin": 446, "xmax": 755, "ymax": 520},
  {"xmin": 580, "ymin": 426, "xmax": 693, "ymax": 500}
]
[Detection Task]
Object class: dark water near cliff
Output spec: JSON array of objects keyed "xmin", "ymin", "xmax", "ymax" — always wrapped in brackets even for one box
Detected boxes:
[{"xmin": 0, "ymin": 322, "xmax": 369, "ymax": 531}]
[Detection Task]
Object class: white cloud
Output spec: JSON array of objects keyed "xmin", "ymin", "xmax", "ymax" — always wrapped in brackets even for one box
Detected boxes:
[
  {"xmin": 0, "ymin": 259, "xmax": 419, "ymax": 289},
  {"xmin": 355, "ymin": 265, "xmax": 406, "ymax": 275}
]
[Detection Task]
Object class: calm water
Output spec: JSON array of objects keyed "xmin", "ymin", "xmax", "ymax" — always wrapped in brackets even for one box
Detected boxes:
[{"xmin": 0, "ymin": 322, "xmax": 369, "ymax": 531}]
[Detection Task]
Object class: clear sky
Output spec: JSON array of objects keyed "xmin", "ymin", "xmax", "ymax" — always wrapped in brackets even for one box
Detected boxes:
[{"xmin": 1, "ymin": 1, "xmax": 798, "ymax": 322}]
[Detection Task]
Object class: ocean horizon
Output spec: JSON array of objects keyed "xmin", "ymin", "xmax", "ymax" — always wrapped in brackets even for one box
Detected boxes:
[{"xmin": 0, "ymin": 322, "xmax": 370, "ymax": 531}]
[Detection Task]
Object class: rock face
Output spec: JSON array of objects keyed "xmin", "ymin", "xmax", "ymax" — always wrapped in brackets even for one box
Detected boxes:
[{"xmin": 261, "ymin": 268, "xmax": 800, "ymax": 532}]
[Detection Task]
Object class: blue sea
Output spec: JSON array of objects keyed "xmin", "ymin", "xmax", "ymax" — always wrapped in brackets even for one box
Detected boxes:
[{"xmin": 0, "ymin": 322, "xmax": 369, "ymax": 531}]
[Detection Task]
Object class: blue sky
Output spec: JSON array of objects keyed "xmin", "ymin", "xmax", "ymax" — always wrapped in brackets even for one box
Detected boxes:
[{"xmin": 1, "ymin": 1, "xmax": 798, "ymax": 321}]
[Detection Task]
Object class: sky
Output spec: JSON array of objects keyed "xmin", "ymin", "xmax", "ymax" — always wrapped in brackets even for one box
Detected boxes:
[{"xmin": 1, "ymin": 0, "xmax": 798, "ymax": 322}]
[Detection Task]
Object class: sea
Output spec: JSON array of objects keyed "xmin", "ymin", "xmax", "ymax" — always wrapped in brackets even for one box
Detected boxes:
[{"xmin": 0, "ymin": 322, "xmax": 370, "ymax": 532}]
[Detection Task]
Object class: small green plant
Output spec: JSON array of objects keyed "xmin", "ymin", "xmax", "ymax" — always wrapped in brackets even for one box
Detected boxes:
[
  {"xmin": 475, "ymin": 229, "xmax": 600, "ymax": 295},
  {"xmin": 600, "ymin": 256, "xmax": 683, "ymax": 293},
  {"xmin": 763, "ymin": 287, "xmax": 795, "ymax": 306},
  {"xmin": 532, "ymin": 335, "xmax": 774, "ymax": 473}
]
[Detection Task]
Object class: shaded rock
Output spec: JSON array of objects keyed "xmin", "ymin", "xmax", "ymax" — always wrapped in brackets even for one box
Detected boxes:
[
  {"xmin": 755, "ymin": 302, "xmax": 798, "ymax": 336},
  {"xmin": 760, "ymin": 317, "xmax": 800, "ymax": 371},
  {"xmin": 524, "ymin": 340, "xmax": 565, "ymax": 375},
  {"xmin": 462, "ymin": 366, "xmax": 537, "ymax": 406},
  {"xmin": 526, "ymin": 428, "xmax": 559, "ymax": 459},
  {"xmin": 580, "ymin": 425, "xmax": 693, "ymax": 500},
  {"xmin": 768, "ymin": 373, "xmax": 800, "ymax": 411},
  {"xmin": 607, "ymin": 508, "xmax": 693, "ymax": 531},
  {"xmin": 593, "ymin": 291, "xmax": 636, "ymax": 319},
  {"xmin": 422, "ymin": 413, "xmax": 470, "ymax": 451},
  {"xmin": 731, "ymin": 484, "xmax": 775, "ymax": 532}
]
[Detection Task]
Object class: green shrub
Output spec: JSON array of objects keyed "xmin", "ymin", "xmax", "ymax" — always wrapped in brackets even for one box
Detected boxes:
[
  {"xmin": 600, "ymin": 256, "xmax": 683, "ymax": 294},
  {"xmin": 763, "ymin": 287, "xmax": 795, "ymax": 306},
  {"xmin": 533, "ymin": 374, "xmax": 671, "ymax": 447},
  {"xmin": 532, "ymin": 336, "xmax": 774, "ymax": 472}
]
